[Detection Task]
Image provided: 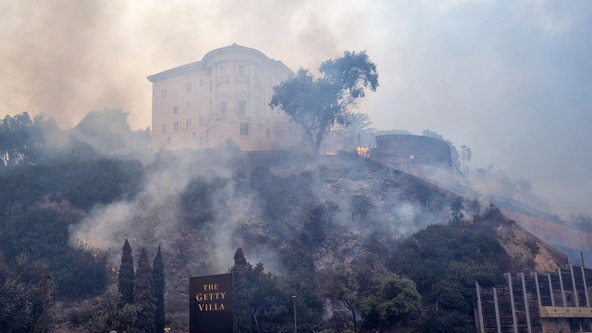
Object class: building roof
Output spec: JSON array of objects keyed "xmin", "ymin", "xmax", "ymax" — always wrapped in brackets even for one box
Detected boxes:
[
  {"xmin": 147, "ymin": 60, "xmax": 205, "ymax": 83},
  {"xmin": 147, "ymin": 43, "xmax": 291, "ymax": 83}
]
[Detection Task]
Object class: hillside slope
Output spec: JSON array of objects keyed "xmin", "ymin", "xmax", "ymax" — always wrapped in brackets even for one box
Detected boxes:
[
  {"xmin": 1, "ymin": 149, "xmax": 568, "ymax": 331},
  {"xmin": 114, "ymin": 150, "xmax": 565, "ymax": 329}
]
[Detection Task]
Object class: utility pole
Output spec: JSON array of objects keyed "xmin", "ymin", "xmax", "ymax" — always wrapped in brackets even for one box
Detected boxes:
[{"xmin": 292, "ymin": 295, "xmax": 297, "ymax": 333}]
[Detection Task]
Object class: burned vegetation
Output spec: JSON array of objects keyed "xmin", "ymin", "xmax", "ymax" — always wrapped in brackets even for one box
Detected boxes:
[{"xmin": 0, "ymin": 145, "xmax": 567, "ymax": 332}]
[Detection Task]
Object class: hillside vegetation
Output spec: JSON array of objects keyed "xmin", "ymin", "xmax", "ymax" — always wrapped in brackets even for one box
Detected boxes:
[{"xmin": 0, "ymin": 111, "xmax": 566, "ymax": 332}]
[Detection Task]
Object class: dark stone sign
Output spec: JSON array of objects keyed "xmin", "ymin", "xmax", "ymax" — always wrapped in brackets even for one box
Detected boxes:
[{"xmin": 189, "ymin": 273, "xmax": 233, "ymax": 333}]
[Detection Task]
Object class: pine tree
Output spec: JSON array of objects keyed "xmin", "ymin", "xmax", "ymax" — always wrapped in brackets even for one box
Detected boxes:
[
  {"xmin": 135, "ymin": 248, "xmax": 156, "ymax": 333},
  {"xmin": 152, "ymin": 246, "xmax": 165, "ymax": 333},
  {"xmin": 118, "ymin": 239, "xmax": 134, "ymax": 306}
]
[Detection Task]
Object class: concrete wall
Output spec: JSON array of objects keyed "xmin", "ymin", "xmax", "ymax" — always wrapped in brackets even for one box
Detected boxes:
[{"xmin": 502, "ymin": 209, "xmax": 592, "ymax": 252}]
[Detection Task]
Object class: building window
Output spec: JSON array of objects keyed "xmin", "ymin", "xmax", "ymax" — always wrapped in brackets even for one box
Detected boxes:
[
  {"xmin": 186, "ymin": 119, "xmax": 192, "ymax": 129},
  {"xmin": 200, "ymin": 79, "xmax": 203, "ymax": 87},
  {"xmin": 173, "ymin": 106, "xmax": 179, "ymax": 114},
  {"xmin": 266, "ymin": 128, "xmax": 270, "ymax": 137},
  {"xmin": 161, "ymin": 124, "xmax": 167, "ymax": 133},
  {"xmin": 238, "ymin": 65, "xmax": 245, "ymax": 75},
  {"xmin": 219, "ymin": 65, "xmax": 227, "ymax": 77},
  {"xmin": 240, "ymin": 123, "xmax": 249, "ymax": 136},
  {"xmin": 238, "ymin": 100, "xmax": 247, "ymax": 116},
  {"xmin": 289, "ymin": 127, "xmax": 297, "ymax": 136},
  {"xmin": 173, "ymin": 121, "xmax": 179, "ymax": 131},
  {"xmin": 185, "ymin": 82, "xmax": 192, "ymax": 93},
  {"xmin": 161, "ymin": 89, "xmax": 167, "ymax": 99},
  {"xmin": 220, "ymin": 101, "xmax": 227, "ymax": 116},
  {"xmin": 199, "ymin": 116, "xmax": 204, "ymax": 126}
]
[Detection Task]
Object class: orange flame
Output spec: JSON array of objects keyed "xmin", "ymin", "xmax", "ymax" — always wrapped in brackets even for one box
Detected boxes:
[
  {"xmin": 357, "ymin": 147, "xmax": 370, "ymax": 158},
  {"xmin": 111, "ymin": 267, "xmax": 120, "ymax": 275}
]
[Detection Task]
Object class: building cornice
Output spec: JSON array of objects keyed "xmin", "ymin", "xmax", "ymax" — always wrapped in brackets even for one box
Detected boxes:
[
  {"xmin": 147, "ymin": 60, "xmax": 206, "ymax": 83},
  {"xmin": 147, "ymin": 43, "xmax": 292, "ymax": 83}
]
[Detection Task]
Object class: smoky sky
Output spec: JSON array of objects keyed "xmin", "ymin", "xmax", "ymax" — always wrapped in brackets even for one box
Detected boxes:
[{"xmin": 1, "ymin": 0, "xmax": 591, "ymax": 217}]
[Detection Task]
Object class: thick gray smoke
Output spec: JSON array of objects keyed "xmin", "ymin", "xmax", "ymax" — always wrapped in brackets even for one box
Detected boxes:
[
  {"xmin": 3, "ymin": 1, "xmax": 590, "ymax": 220},
  {"xmin": 0, "ymin": 1, "xmax": 138, "ymax": 128},
  {"xmin": 67, "ymin": 147, "xmax": 447, "ymax": 276},
  {"xmin": 69, "ymin": 149, "xmax": 238, "ymax": 272}
]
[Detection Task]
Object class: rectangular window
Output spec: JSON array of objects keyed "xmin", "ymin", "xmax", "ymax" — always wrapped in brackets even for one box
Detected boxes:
[
  {"xmin": 219, "ymin": 65, "xmax": 227, "ymax": 77},
  {"xmin": 237, "ymin": 65, "xmax": 246, "ymax": 76},
  {"xmin": 199, "ymin": 116, "xmax": 204, "ymax": 126},
  {"xmin": 238, "ymin": 100, "xmax": 247, "ymax": 116},
  {"xmin": 220, "ymin": 101, "xmax": 227, "ymax": 116},
  {"xmin": 240, "ymin": 123, "xmax": 249, "ymax": 136},
  {"xmin": 289, "ymin": 127, "xmax": 297, "ymax": 136},
  {"xmin": 173, "ymin": 121, "xmax": 179, "ymax": 131},
  {"xmin": 266, "ymin": 128, "xmax": 270, "ymax": 137},
  {"xmin": 186, "ymin": 119, "xmax": 192, "ymax": 129},
  {"xmin": 173, "ymin": 106, "xmax": 179, "ymax": 114},
  {"xmin": 185, "ymin": 82, "xmax": 192, "ymax": 93},
  {"xmin": 161, "ymin": 124, "xmax": 167, "ymax": 133},
  {"xmin": 200, "ymin": 79, "xmax": 203, "ymax": 87},
  {"xmin": 161, "ymin": 89, "xmax": 167, "ymax": 99}
]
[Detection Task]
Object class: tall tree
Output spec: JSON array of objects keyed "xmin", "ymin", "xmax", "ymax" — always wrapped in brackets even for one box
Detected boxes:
[
  {"xmin": 320, "ymin": 255, "xmax": 379, "ymax": 333},
  {"xmin": 460, "ymin": 145, "xmax": 472, "ymax": 172},
  {"xmin": 230, "ymin": 248, "xmax": 290, "ymax": 333},
  {"xmin": 118, "ymin": 239, "xmax": 134, "ymax": 306},
  {"xmin": 152, "ymin": 246, "xmax": 165, "ymax": 333},
  {"xmin": 334, "ymin": 113, "xmax": 375, "ymax": 151},
  {"xmin": 0, "ymin": 113, "xmax": 34, "ymax": 169},
  {"xmin": 270, "ymin": 51, "xmax": 378, "ymax": 159},
  {"xmin": 135, "ymin": 248, "xmax": 155, "ymax": 333},
  {"xmin": 231, "ymin": 248, "xmax": 251, "ymax": 333}
]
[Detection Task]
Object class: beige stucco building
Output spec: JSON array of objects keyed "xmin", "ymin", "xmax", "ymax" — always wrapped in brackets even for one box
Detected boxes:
[{"xmin": 147, "ymin": 44, "xmax": 306, "ymax": 151}]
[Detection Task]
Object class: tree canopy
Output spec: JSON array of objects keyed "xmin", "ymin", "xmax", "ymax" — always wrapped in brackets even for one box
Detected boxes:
[
  {"xmin": 360, "ymin": 273, "xmax": 421, "ymax": 331},
  {"xmin": 231, "ymin": 248, "xmax": 292, "ymax": 333},
  {"xmin": 270, "ymin": 51, "xmax": 378, "ymax": 159},
  {"xmin": 387, "ymin": 218, "xmax": 508, "ymax": 333}
]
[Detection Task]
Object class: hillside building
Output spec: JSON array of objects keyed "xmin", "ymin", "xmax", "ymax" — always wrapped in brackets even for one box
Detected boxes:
[
  {"xmin": 147, "ymin": 44, "xmax": 306, "ymax": 151},
  {"xmin": 146, "ymin": 44, "xmax": 455, "ymax": 180},
  {"xmin": 372, "ymin": 134, "xmax": 453, "ymax": 178}
]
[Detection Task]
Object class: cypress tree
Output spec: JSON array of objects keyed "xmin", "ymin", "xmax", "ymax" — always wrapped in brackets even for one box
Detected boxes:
[
  {"xmin": 153, "ymin": 246, "xmax": 165, "ymax": 333},
  {"xmin": 135, "ymin": 248, "xmax": 156, "ymax": 333},
  {"xmin": 231, "ymin": 248, "xmax": 251, "ymax": 333},
  {"xmin": 118, "ymin": 239, "xmax": 134, "ymax": 306}
]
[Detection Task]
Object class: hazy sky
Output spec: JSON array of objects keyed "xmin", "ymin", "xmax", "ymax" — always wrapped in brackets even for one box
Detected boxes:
[{"xmin": 1, "ymin": 0, "xmax": 591, "ymax": 217}]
